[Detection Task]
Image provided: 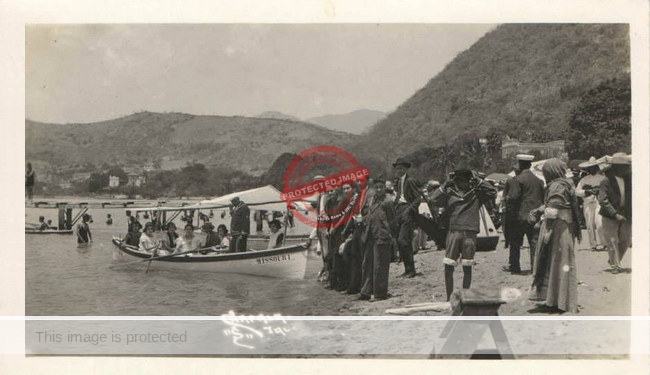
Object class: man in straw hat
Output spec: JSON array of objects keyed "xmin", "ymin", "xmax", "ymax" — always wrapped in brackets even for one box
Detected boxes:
[
  {"xmin": 430, "ymin": 167, "xmax": 496, "ymax": 301},
  {"xmin": 504, "ymin": 154, "xmax": 544, "ymax": 274},
  {"xmin": 392, "ymin": 157, "xmax": 422, "ymax": 278},
  {"xmin": 597, "ymin": 152, "xmax": 632, "ymax": 274},
  {"xmin": 576, "ymin": 156, "xmax": 607, "ymax": 251}
]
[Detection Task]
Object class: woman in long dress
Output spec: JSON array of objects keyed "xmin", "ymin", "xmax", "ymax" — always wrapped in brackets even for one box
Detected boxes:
[{"xmin": 530, "ymin": 158, "xmax": 582, "ymax": 313}]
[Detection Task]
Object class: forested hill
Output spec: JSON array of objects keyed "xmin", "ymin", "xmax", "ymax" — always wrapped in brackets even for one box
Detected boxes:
[
  {"xmin": 354, "ymin": 24, "xmax": 630, "ymax": 165},
  {"xmin": 26, "ymin": 111, "xmax": 357, "ymax": 175}
]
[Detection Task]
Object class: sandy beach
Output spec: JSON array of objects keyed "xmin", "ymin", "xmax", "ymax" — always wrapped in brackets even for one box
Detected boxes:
[{"xmin": 295, "ymin": 230, "xmax": 631, "ymax": 317}]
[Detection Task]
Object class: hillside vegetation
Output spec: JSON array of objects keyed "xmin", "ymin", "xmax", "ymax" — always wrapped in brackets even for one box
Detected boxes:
[
  {"xmin": 26, "ymin": 111, "xmax": 357, "ymax": 175},
  {"xmin": 354, "ymin": 24, "xmax": 630, "ymax": 169}
]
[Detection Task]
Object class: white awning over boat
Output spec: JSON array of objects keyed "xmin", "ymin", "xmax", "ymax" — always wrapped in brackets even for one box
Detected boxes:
[
  {"xmin": 126, "ymin": 185, "xmax": 315, "ymax": 212},
  {"xmin": 189, "ymin": 185, "xmax": 315, "ymax": 212}
]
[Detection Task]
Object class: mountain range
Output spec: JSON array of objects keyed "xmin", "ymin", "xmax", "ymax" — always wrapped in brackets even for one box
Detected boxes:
[
  {"xmin": 257, "ymin": 109, "xmax": 386, "ymax": 134},
  {"xmin": 305, "ymin": 109, "xmax": 386, "ymax": 135}
]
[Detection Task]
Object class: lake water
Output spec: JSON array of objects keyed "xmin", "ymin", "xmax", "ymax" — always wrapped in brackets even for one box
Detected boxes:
[{"xmin": 25, "ymin": 205, "xmax": 322, "ymax": 316}]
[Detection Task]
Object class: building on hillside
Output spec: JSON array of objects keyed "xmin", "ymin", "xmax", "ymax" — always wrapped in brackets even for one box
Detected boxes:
[
  {"xmin": 143, "ymin": 162, "xmax": 155, "ymax": 172},
  {"xmin": 127, "ymin": 173, "xmax": 147, "ymax": 187},
  {"xmin": 109, "ymin": 175, "xmax": 120, "ymax": 188},
  {"xmin": 501, "ymin": 139, "xmax": 565, "ymax": 159}
]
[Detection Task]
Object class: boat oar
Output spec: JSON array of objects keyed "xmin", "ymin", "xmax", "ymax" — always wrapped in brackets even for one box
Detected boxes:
[{"xmin": 144, "ymin": 245, "xmax": 162, "ymax": 274}]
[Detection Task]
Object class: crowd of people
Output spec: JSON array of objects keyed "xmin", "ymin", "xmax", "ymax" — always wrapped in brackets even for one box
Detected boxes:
[
  {"xmin": 309, "ymin": 152, "xmax": 632, "ymax": 314},
  {"xmin": 27, "ymin": 149, "xmax": 633, "ymax": 314}
]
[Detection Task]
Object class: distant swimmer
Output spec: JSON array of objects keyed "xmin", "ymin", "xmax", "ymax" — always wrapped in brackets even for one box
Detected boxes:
[{"xmin": 106, "ymin": 213, "xmax": 113, "ymax": 225}]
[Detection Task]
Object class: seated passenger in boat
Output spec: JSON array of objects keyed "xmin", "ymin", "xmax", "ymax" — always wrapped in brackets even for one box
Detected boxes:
[
  {"xmin": 267, "ymin": 220, "xmax": 285, "ymax": 249},
  {"xmin": 217, "ymin": 224, "xmax": 230, "ymax": 248},
  {"xmin": 138, "ymin": 223, "xmax": 159, "ymax": 253},
  {"xmin": 175, "ymin": 223, "xmax": 203, "ymax": 255},
  {"xmin": 160, "ymin": 222, "xmax": 179, "ymax": 252},
  {"xmin": 123, "ymin": 221, "xmax": 142, "ymax": 247},
  {"xmin": 202, "ymin": 222, "xmax": 220, "ymax": 246}
]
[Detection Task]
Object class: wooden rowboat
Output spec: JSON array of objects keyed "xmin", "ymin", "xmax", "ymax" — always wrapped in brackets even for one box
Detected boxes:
[{"xmin": 111, "ymin": 237, "xmax": 310, "ymax": 279}]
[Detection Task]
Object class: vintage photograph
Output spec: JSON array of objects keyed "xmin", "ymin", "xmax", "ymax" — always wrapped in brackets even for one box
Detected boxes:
[{"xmin": 23, "ymin": 22, "xmax": 639, "ymax": 358}]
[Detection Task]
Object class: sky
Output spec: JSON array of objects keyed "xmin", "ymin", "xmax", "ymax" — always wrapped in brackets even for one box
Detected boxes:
[{"xmin": 26, "ymin": 24, "xmax": 495, "ymax": 124}]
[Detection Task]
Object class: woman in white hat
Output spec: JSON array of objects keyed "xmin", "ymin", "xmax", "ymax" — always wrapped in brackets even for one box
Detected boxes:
[{"xmin": 575, "ymin": 157, "xmax": 607, "ymax": 251}]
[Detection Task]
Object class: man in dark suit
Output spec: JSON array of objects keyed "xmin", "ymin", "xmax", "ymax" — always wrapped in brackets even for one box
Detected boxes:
[
  {"xmin": 229, "ymin": 196, "xmax": 250, "ymax": 253},
  {"xmin": 392, "ymin": 157, "xmax": 422, "ymax": 278},
  {"xmin": 359, "ymin": 176, "xmax": 397, "ymax": 301},
  {"xmin": 504, "ymin": 154, "xmax": 545, "ymax": 274},
  {"xmin": 597, "ymin": 153, "xmax": 632, "ymax": 274},
  {"xmin": 502, "ymin": 165, "xmax": 520, "ymax": 249}
]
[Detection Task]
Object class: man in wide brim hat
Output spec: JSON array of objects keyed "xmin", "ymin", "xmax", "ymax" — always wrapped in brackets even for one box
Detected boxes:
[
  {"xmin": 392, "ymin": 157, "xmax": 411, "ymax": 168},
  {"xmin": 596, "ymin": 152, "xmax": 631, "ymax": 274},
  {"xmin": 578, "ymin": 156, "xmax": 601, "ymax": 170},
  {"xmin": 575, "ymin": 156, "xmax": 607, "ymax": 251}
]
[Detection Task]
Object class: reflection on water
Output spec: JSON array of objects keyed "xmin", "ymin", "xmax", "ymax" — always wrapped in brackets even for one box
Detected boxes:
[{"xmin": 25, "ymin": 206, "xmax": 315, "ymax": 316}]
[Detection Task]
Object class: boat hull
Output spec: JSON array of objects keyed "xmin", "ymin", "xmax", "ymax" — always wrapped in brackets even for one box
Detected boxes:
[
  {"xmin": 112, "ymin": 238, "xmax": 309, "ymax": 279},
  {"xmin": 25, "ymin": 229, "xmax": 73, "ymax": 235}
]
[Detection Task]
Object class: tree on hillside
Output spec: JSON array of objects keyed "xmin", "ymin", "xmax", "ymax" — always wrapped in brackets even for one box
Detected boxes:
[
  {"xmin": 261, "ymin": 153, "xmax": 297, "ymax": 190},
  {"xmin": 565, "ymin": 75, "xmax": 631, "ymax": 159}
]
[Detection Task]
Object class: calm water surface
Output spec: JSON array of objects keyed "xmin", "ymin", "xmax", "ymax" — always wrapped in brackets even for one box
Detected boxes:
[{"xmin": 25, "ymin": 205, "xmax": 321, "ymax": 316}]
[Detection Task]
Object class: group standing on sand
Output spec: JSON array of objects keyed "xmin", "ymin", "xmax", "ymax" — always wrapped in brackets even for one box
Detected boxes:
[{"xmin": 310, "ymin": 152, "xmax": 632, "ymax": 314}]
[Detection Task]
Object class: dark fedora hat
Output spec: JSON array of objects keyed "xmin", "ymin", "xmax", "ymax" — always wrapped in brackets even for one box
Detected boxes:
[{"xmin": 392, "ymin": 157, "xmax": 411, "ymax": 168}]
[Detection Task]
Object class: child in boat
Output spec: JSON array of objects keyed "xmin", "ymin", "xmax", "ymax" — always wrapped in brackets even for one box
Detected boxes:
[
  {"xmin": 217, "ymin": 224, "xmax": 230, "ymax": 248},
  {"xmin": 267, "ymin": 220, "xmax": 285, "ymax": 249}
]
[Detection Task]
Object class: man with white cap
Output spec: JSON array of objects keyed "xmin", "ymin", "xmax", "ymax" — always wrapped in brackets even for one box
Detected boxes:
[
  {"xmin": 504, "ymin": 154, "xmax": 545, "ymax": 274},
  {"xmin": 576, "ymin": 156, "xmax": 607, "ymax": 251},
  {"xmin": 597, "ymin": 152, "xmax": 632, "ymax": 274}
]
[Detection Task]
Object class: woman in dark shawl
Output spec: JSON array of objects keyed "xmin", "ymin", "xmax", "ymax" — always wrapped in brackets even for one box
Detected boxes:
[{"xmin": 530, "ymin": 158, "xmax": 581, "ymax": 313}]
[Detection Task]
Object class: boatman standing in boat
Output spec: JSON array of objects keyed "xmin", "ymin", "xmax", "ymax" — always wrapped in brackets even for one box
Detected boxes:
[
  {"xmin": 76, "ymin": 213, "xmax": 93, "ymax": 244},
  {"xmin": 229, "ymin": 196, "xmax": 250, "ymax": 253}
]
